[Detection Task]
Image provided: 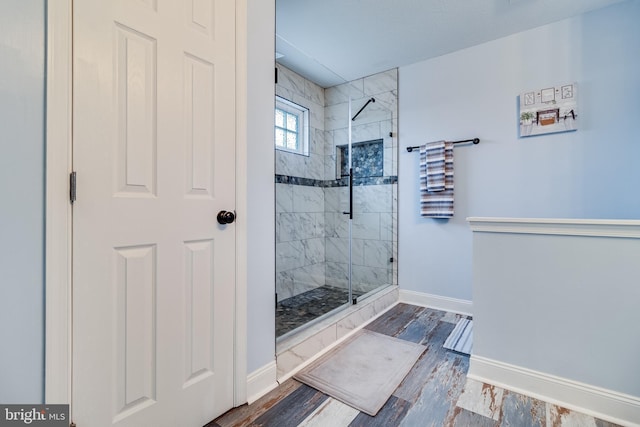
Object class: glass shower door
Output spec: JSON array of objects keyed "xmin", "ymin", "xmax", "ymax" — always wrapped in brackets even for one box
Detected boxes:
[
  {"xmin": 348, "ymin": 103, "xmax": 396, "ymax": 300},
  {"xmin": 325, "ymin": 94, "xmax": 396, "ymax": 304}
]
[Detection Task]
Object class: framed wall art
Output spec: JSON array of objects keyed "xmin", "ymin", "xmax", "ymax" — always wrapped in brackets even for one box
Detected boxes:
[{"xmin": 519, "ymin": 82, "xmax": 577, "ymax": 137}]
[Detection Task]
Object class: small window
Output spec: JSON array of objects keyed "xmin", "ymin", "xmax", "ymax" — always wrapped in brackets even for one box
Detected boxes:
[{"xmin": 275, "ymin": 96, "xmax": 309, "ymax": 156}]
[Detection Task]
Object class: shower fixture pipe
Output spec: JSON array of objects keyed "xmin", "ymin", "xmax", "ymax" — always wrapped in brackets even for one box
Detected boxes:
[{"xmin": 351, "ymin": 97, "xmax": 375, "ymax": 121}]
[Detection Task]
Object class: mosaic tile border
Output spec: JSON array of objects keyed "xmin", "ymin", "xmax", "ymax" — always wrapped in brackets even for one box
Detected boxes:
[{"xmin": 275, "ymin": 174, "xmax": 397, "ymax": 188}]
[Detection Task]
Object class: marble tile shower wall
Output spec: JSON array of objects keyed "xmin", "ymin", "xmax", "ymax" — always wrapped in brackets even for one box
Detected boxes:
[
  {"xmin": 324, "ymin": 69, "xmax": 399, "ymax": 294},
  {"xmin": 276, "ymin": 65, "xmax": 327, "ymax": 300},
  {"xmin": 275, "ymin": 65, "xmax": 399, "ymax": 301},
  {"xmin": 275, "ymin": 64, "xmax": 325, "ymax": 180},
  {"xmin": 324, "ymin": 184, "xmax": 396, "ymax": 293}
]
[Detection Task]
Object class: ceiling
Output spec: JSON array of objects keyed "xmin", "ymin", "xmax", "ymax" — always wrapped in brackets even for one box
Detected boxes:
[{"xmin": 276, "ymin": 0, "xmax": 626, "ymax": 88}]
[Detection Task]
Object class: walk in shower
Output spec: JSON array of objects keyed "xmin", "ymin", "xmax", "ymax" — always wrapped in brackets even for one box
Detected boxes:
[{"xmin": 275, "ymin": 64, "xmax": 398, "ymax": 338}]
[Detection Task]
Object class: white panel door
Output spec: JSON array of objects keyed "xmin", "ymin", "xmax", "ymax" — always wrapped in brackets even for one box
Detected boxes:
[{"xmin": 72, "ymin": 0, "xmax": 236, "ymax": 426}]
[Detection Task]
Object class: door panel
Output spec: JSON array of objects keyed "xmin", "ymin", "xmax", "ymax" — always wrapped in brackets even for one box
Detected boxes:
[
  {"xmin": 114, "ymin": 244, "xmax": 157, "ymax": 418},
  {"xmin": 184, "ymin": 54, "xmax": 215, "ymax": 197},
  {"xmin": 73, "ymin": 1, "xmax": 236, "ymax": 425},
  {"xmin": 115, "ymin": 23, "xmax": 157, "ymax": 197},
  {"xmin": 183, "ymin": 239, "xmax": 215, "ymax": 386}
]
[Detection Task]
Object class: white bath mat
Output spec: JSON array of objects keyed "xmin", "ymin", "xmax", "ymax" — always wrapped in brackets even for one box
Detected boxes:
[
  {"xmin": 294, "ymin": 329, "xmax": 425, "ymax": 416},
  {"xmin": 443, "ymin": 318, "xmax": 473, "ymax": 355}
]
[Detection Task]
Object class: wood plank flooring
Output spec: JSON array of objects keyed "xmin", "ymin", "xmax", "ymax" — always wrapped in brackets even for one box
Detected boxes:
[{"xmin": 209, "ymin": 303, "xmax": 622, "ymax": 427}]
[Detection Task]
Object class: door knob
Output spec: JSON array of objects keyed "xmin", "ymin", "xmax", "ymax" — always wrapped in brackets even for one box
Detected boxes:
[{"xmin": 217, "ymin": 210, "xmax": 236, "ymax": 225}]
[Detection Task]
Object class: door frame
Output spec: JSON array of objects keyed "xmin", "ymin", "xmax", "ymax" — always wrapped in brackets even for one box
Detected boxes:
[
  {"xmin": 44, "ymin": 0, "xmax": 249, "ymax": 409},
  {"xmin": 44, "ymin": 0, "xmax": 72, "ymax": 405}
]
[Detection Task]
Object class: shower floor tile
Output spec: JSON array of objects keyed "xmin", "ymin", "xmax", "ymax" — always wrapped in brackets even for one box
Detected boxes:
[{"xmin": 276, "ymin": 286, "xmax": 364, "ymax": 337}]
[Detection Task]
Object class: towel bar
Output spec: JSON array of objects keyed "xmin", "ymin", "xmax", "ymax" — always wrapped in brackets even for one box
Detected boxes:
[{"xmin": 406, "ymin": 138, "xmax": 479, "ymax": 152}]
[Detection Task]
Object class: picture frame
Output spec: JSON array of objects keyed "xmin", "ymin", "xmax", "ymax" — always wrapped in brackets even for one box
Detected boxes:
[
  {"xmin": 540, "ymin": 88, "xmax": 555, "ymax": 103},
  {"xmin": 561, "ymin": 84, "xmax": 573, "ymax": 99},
  {"xmin": 519, "ymin": 83, "xmax": 578, "ymax": 137}
]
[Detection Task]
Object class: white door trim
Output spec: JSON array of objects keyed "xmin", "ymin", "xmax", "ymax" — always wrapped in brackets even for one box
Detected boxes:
[
  {"xmin": 45, "ymin": 0, "xmax": 72, "ymax": 405},
  {"xmin": 233, "ymin": 0, "xmax": 250, "ymax": 406},
  {"xmin": 234, "ymin": 0, "xmax": 248, "ymax": 407},
  {"xmin": 45, "ymin": 0, "xmax": 250, "ymax": 409}
]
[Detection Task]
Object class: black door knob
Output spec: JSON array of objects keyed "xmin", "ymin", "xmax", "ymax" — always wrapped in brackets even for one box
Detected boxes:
[{"xmin": 217, "ymin": 210, "xmax": 236, "ymax": 225}]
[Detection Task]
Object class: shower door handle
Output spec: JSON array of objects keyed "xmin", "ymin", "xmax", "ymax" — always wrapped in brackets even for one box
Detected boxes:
[
  {"xmin": 341, "ymin": 169, "xmax": 354, "ymax": 218},
  {"xmin": 348, "ymin": 168, "xmax": 353, "ymax": 220}
]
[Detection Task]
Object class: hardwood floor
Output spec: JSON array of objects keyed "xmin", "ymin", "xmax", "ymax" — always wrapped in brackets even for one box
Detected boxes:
[{"xmin": 209, "ymin": 303, "xmax": 622, "ymax": 427}]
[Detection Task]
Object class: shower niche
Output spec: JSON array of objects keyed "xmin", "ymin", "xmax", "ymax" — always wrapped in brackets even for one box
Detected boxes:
[
  {"xmin": 275, "ymin": 64, "xmax": 398, "ymax": 339},
  {"xmin": 336, "ymin": 139, "xmax": 384, "ymax": 180}
]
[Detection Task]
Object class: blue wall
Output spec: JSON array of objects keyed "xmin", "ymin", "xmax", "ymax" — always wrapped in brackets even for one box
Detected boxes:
[
  {"xmin": 0, "ymin": 0, "xmax": 46, "ymax": 403},
  {"xmin": 398, "ymin": 1, "xmax": 640, "ymax": 301},
  {"xmin": 246, "ymin": 0, "xmax": 276, "ymax": 374}
]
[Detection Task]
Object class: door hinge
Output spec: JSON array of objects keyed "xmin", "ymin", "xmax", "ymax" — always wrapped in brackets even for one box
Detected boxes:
[
  {"xmin": 275, "ymin": 67, "xmax": 278, "ymax": 84},
  {"xmin": 70, "ymin": 171, "xmax": 77, "ymax": 204}
]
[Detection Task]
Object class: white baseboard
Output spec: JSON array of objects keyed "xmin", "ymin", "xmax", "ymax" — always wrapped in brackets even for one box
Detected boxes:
[
  {"xmin": 469, "ymin": 355, "xmax": 640, "ymax": 427},
  {"xmin": 246, "ymin": 361, "xmax": 278, "ymax": 405},
  {"xmin": 399, "ymin": 289, "xmax": 472, "ymax": 316}
]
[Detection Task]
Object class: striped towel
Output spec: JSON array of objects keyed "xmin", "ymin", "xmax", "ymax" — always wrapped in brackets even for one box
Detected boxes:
[{"xmin": 420, "ymin": 141, "xmax": 454, "ymax": 218}]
